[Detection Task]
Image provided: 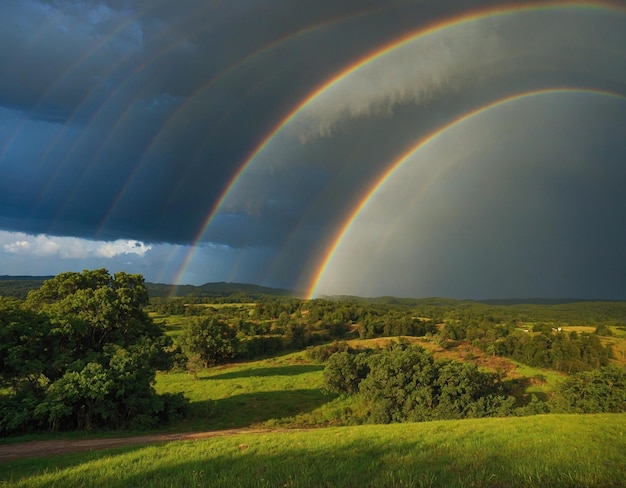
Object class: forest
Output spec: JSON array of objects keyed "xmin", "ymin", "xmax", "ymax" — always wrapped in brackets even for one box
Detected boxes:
[{"xmin": 1, "ymin": 270, "xmax": 625, "ymax": 435}]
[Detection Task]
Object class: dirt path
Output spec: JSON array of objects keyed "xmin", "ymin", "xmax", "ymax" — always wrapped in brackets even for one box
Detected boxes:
[{"xmin": 0, "ymin": 428, "xmax": 275, "ymax": 463}]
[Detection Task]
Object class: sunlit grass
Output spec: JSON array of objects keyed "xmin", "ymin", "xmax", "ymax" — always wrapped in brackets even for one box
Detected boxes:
[
  {"xmin": 2, "ymin": 414, "xmax": 624, "ymax": 487},
  {"xmin": 156, "ymin": 352, "xmax": 331, "ymax": 431},
  {"xmin": 509, "ymin": 361, "xmax": 567, "ymax": 395}
]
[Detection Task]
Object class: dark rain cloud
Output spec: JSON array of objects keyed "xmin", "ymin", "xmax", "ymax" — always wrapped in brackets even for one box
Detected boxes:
[{"xmin": 1, "ymin": 0, "xmax": 486, "ymax": 244}]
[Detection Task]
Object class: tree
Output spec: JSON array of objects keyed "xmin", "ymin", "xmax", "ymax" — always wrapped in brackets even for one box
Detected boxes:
[
  {"xmin": 323, "ymin": 351, "xmax": 370, "ymax": 394},
  {"xmin": 180, "ymin": 316, "xmax": 237, "ymax": 368},
  {"xmin": 594, "ymin": 324, "xmax": 613, "ymax": 336},
  {"xmin": 551, "ymin": 366, "xmax": 626, "ymax": 413},
  {"xmin": 284, "ymin": 322, "xmax": 309, "ymax": 349},
  {"xmin": 356, "ymin": 344, "xmax": 513, "ymax": 423},
  {"xmin": 359, "ymin": 344, "xmax": 439, "ymax": 423},
  {"xmin": 0, "ymin": 270, "xmax": 187, "ymax": 434}
]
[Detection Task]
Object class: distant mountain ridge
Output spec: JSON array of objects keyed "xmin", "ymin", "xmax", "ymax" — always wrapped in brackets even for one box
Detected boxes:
[
  {"xmin": 0, "ymin": 275, "xmax": 296, "ymax": 300},
  {"xmin": 0, "ymin": 275, "xmax": 55, "ymax": 280},
  {"xmin": 0, "ymin": 276, "xmax": 55, "ymax": 299},
  {"xmin": 0, "ymin": 275, "xmax": 621, "ymax": 303},
  {"xmin": 145, "ymin": 281, "xmax": 295, "ymax": 298}
]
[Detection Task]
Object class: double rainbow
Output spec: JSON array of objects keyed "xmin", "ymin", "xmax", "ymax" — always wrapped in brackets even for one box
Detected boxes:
[{"xmin": 173, "ymin": 1, "xmax": 626, "ymax": 291}]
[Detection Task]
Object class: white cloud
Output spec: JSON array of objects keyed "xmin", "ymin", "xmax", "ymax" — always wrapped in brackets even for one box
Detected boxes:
[
  {"xmin": 0, "ymin": 230, "xmax": 262, "ymax": 287},
  {"xmin": 95, "ymin": 240, "xmax": 151, "ymax": 258},
  {"xmin": 3, "ymin": 240, "xmax": 30, "ymax": 253},
  {"xmin": 1, "ymin": 232, "xmax": 150, "ymax": 260}
]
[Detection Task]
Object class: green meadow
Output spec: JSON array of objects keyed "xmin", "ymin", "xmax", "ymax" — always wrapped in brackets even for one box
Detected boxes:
[
  {"xmin": 155, "ymin": 353, "xmax": 335, "ymax": 431},
  {"xmin": 1, "ymin": 350, "xmax": 625, "ymax": 487},
  {"xmin": 1, "ymin": 414, "xmax": 624, "ymax": 487},
  {"xmin": 3, "ymin": 284, "xmax": 626, "ymax": 487}
]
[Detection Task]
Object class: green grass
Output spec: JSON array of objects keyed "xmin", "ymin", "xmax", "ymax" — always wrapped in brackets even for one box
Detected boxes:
[
  {"xmin": 1, "ymin": 414, "xmax": 624, "ymax": 487},
  {"xmin": 508, "ymin": 361, "xmax": 567, "ymax": 395},
  {"xmin": 157, "ymin": 314, "xmax": 189, "ymax": 340},
  {"xmin": 156, "ymin": 352, "xmax": 333, "ymax": 431}
]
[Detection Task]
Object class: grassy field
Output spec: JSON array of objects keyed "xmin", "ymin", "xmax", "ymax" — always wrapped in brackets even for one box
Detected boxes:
[
  {"xmin": 156, "ymin": 352, "xmax": 336, "ymax": 431},
  {"xmin": 1, "ymin": 323, "xmax": 625, "ymax": 486},
  {"xmin": 2, "ymin": 312, "xmax": 625, "ymax": 486},
  {"xmin": 1, "ymin": 414, "xmax": 624, "ymax": 487},
  {"xmin": 153, "ymin": 345, "xmax": 567, "ymax": 433}
]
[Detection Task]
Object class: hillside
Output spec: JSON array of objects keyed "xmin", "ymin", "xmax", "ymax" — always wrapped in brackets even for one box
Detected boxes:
[
  {"xmin": 0, "ymin": 276, "xmax": 53, "ymax": 299},
  {"xmin": 145, "ymin": 281, "xmax": 295, "ymax": 299},
  {"xmin": 0, "ymin": 275, "xmax": 295, "ymax": 300},
  {"xmin": 1, "ymin": 414, "xmax": 624, "ymax": 487}
]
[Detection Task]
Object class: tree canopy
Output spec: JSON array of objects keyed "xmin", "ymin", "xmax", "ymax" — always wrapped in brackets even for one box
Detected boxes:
[{"xmin": 0, "ymin": 269, "xmax": 187, "ymax": 434}]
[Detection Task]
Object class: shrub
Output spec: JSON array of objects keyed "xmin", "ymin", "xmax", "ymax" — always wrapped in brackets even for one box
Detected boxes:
[
  {"xmin": 323, "ymin": 351, "xmax": 371, "ymax": 394},
  {"xmin": 550, "ymin": 366, "xmax": 626, "ymax": 413}
]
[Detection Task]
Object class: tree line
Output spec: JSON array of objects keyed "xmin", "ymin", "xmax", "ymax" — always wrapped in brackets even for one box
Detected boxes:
[{"xmin": 2, "ymin": 270, "xmax": 624, "ymax": 434}]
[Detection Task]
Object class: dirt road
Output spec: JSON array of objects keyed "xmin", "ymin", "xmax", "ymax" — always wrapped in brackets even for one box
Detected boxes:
[{"xmin": 0, "ymin": 428, "xmax": 273, "ymax": 463}]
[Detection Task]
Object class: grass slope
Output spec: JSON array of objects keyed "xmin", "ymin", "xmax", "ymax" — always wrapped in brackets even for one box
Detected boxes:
[
  {"xmin": 156, "ymin": 353, "xmax": 335, "ymax": 432},
  {"xmin": 1, "ymin": 414, "xmax": 624, "ymax": 487}
]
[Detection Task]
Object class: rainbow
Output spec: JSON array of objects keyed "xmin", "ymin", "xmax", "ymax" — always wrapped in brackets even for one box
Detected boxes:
[
  {"xmin": 172, "ymin": 0, "xmax": 626, "ymax": 287},
  {"xmin": 305, "ymin": 87, "xmax": 626, "ymax": 298},
  {"xmin": 96, "ymin": 2, "xmax": 396, "ymax": 238}
]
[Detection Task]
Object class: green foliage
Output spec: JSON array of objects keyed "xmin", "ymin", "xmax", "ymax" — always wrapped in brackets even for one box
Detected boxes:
[
  {"xmin": 235, "ymin": 335, "xmax": 285, "ymax": 359},
  {"xmin": 551, "ymin": 365, "xmax": 626, "ymax": 413},
  {"xmin": 501, "ymin": 330, "xmax": 612, "ymax": 373},
  {"xmin": 336, "ymin": 344, "xmax": 514, "ymax": 423},
  {"xmin": 179, "ymin": 316, "xmax": 238, "ymax": 368},
  {"xmin": 0, "ymin": 270, "xmax": 187, "ymax": 435},
  {"xmin": 323, "ymin": 351, "xmax": 371, "ymax": 394},
  {"xmin": 0, "ymin": 277, "xmax": 50, "ymax": 299},
  {"xmin": 305, "ymin": 341, "xmax": 353, "ymax": 362},
  {"xmin": 595, "ymin": 323, "xmax": 613, "ymax": 336},
  {"xmin": 284, "ymin": 322, "xmax": 309, "ymax": 349}
]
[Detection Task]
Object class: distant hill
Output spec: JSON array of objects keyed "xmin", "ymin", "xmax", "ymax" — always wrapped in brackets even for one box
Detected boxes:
[
  {"xmin": 0, "ymin": 275, "xmax": 296, "ymax": 300},
  {"xmin": 146, "ymin": 281, "xmax": 296, "ymax": 299},
  {"xmin": 473, "ymin": 298, "xmax": 623, "ymax": 305},
  {"xmin": 0, "ymin": 275, "xmax": 54, "ymax": 299},
  {"xmin": 0, "ymin": 275, "xmax": 622, "ymax": 304}
]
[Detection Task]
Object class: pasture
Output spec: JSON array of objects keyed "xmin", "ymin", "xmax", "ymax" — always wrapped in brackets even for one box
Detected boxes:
[
  {"xmin": 2, "ymin": 294, "xmax": 626, "ymax": 487},
  {"xmin": 1, "ymin": 414, "xmax": 624, "ymax": 487}
]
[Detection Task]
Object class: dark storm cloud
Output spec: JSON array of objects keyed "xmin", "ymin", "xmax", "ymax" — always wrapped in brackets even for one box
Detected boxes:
[
  {"xmin": 1, "ymin": 0, "xmax": 487, "ymax": 244},
  {"xmin": 1, "ymin": 0, "xmax": 626, "ymax": 297}
]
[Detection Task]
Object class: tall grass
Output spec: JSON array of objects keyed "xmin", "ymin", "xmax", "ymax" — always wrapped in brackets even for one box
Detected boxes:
[{"xmin": 1, "ymin": 414, "xmax": 624, "ymax": 487}]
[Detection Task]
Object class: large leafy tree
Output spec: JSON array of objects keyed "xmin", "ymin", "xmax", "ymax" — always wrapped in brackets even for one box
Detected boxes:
[
  {"xmin": 0, "ymin": 269, "xmax": 187, "ymax": 434},
  {"xmin": 180, "ymin": 316, "xmax": 238, "ymax": 368}
]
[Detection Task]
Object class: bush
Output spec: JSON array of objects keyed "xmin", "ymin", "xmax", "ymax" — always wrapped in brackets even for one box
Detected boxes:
[
  {"xmin": 306, "ymin": 341, "xmax": 351, "ymax": 363},
  {"xmin": 333, "ymin": 344, "xmax": 514, "ymax": 424},
  {"xmin": 323, "ymin": 351, "xmax": 371, "ymax": 394},
  {"xmin": 550, "ymin": 366, "xmax": 626, "ymax": 413},
  {"xmin": 236, "ymin": 336, "xmax": 285, "ymax": 359},
  {"xmin": 594, "ymin": 324, "xmax": 613, "ymax": 336}
]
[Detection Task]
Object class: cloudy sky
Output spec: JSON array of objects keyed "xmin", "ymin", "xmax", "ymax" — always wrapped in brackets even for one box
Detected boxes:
[{"xmin": 1, "ymin": 0, "xmax": 625, "ymax": 299}]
